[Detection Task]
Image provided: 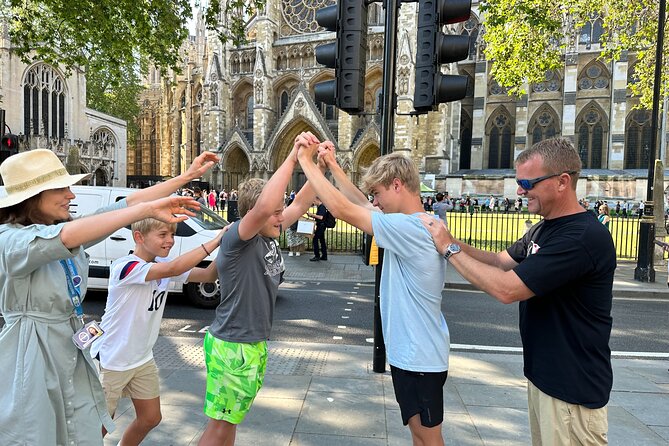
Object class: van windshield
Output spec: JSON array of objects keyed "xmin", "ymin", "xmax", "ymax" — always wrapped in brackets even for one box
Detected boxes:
[{"xmin": 191, "ymin": 206, "xmax": 229, "ymax": 230}]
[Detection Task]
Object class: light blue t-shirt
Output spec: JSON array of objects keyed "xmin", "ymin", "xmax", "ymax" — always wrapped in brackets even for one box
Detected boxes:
[{"xmin": 371, "ymin": 212, "xmax": 450, "ymax": 372}]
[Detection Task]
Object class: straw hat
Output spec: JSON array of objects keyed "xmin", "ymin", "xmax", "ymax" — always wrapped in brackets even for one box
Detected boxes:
[{"xmin": 0, "ymin": 149, "xmax": 91, "ymax": 208}]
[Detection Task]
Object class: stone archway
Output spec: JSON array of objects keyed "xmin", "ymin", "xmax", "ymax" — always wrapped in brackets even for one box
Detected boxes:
[
  {"xmin": 352, "ymin": 143, "xmax": 380, "ymax": 186},
  {"xmin": 223, "ymin": 146, "xmax": 250, "ymax": 191},
  {"xmin": 270, "ymin": 120, "xmax": 323, "ymax": 192},
  {"xmin": 93, "ymin": 168, "xmax": 108, "ymax": 186}
]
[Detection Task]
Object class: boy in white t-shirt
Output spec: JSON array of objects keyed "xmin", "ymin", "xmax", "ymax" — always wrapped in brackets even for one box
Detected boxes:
[{"xmin": 92, "ymin": 217, "xmax": 224, "ymax": 446}]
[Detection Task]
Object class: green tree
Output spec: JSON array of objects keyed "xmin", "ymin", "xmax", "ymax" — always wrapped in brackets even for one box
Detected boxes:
[
  {"xmin": 3, "ymin": 0, "xmax": 263, "ymax": 126},
  {"xmin": 480, "ymin": 0, "xmax": 665, "ymax": 108}
]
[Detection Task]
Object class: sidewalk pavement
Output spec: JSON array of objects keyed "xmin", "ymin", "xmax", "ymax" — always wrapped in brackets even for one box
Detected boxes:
[{"xmin": 104, "ymin": 255, "xmax": 669, "ymax": 446}]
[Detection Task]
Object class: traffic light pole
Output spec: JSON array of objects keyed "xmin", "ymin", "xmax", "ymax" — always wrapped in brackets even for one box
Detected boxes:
[
  {"xmin": 634, "ymin": 0, "xmax": 665, "ymax": 282},
  {"xmin": 372, "ymin": 0, "xmax": 400, "ymax": 374}
]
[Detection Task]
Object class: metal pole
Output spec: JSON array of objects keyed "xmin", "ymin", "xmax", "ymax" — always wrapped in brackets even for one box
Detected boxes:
[
  {"xmin": 372, "ymin": 0, "xmax": 400, "ymax": 373},
  {"xmin": 635, "ymin": 0, "xmax": 665, "ymax": 282}
]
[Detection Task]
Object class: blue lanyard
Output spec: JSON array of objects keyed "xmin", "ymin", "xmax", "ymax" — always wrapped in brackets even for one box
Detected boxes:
[{"xmin": 59, "ymin": 258, "xmax": 84, "ymax": 324}]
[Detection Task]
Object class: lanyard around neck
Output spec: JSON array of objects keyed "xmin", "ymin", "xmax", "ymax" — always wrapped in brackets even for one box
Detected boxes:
[{"xmin": 59, "ymin": 258, "xmax": 85, "ymax": 324}]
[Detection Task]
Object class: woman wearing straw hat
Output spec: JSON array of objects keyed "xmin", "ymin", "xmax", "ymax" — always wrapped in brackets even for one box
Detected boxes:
[{"xmin": 0, "ymin": 149, "xmax": 219, "ymax": 445}]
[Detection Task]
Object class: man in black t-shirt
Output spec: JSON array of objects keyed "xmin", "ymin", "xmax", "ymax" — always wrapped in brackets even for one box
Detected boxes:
[{"xmin": 422, "ymin": 138, "xmax": 615, "ymax": 445}]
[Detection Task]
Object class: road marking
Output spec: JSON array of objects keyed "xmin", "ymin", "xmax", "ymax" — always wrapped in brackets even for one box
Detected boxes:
[
  {"xmin": 451, "ymin": 343, "xmax": 669, "ymax": 358},
  {"xmin": 341, "ymin": 316, "xmax": 349, "ymax": 319},
  {"xmin": 613, "ymin": 296, "xmax": 669, "ymax": 303},
  {"xmin": 353, "ymin": 286, "xmax": 360, "ymax": 290},
  {"xmin": 347, "ymin": 302, "xmax": 354, "ymax": 305},
  {"xmin": 365, "ymin": 338, "xmax": 374, "ymax": 343},
  {"xmin": 344, "ymin": 308, "xmax": 352, "ymax": 311},
  {"xmin": 178, "ymin": 325, "xmax": 209, "ymax": 333},
  {"xmin": 333, "ymin": 336, "xmax": 343, "ymax": 340},
  {"xmin": 338, "ymin": 325, "xmax": 347, "ymax": 329}
]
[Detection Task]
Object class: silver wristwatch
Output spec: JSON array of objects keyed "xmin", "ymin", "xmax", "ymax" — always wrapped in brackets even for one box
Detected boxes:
[{"xmin": 443, "ymin": 243, "xmax": 461, "ymax": 260}]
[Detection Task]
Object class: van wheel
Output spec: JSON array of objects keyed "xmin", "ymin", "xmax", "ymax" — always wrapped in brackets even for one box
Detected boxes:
[{"xmin": 185, "ymin": 281, "xmax": 220, "ymax": 309}]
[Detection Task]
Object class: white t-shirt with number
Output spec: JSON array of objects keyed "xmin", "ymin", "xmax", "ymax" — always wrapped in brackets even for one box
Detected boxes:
[{"xmin": 91, "ymin": 254, "xmax": 190, "ymax": 371}]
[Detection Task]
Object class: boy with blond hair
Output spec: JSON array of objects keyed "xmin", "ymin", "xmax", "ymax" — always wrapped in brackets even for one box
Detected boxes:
[
  {"xmin": 92, "ymin": 217, "xmax": 224, "ymax": 446},
  {"xmin": 198, "ymin": 132, "xmax": 328, "ymax": 446},
  {"xmin": 297, "ymin": 146, "xmax": 450, "ymax": 446}
]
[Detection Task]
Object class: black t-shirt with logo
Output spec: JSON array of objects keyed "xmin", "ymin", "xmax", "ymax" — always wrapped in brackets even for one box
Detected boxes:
[{"xmin": 507, "ymin": 211, "xmax": 616, "ymax": 408}]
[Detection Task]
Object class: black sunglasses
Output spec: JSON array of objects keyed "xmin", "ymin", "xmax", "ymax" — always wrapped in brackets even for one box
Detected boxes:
[{"xmin": 516, "ymin": 171, "xmax": 578, "ymax": 190}]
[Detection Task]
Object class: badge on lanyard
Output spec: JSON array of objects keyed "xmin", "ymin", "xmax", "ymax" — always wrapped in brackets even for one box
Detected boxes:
[{"xmin": 72, "ymin": 320, "xmax": 104, "ymax": 350}]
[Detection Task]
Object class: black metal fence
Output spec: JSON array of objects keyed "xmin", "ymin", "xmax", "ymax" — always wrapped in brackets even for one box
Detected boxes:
[{"xmin": 219, "ymin": 207, "xmax": 646, "ymax": 260}]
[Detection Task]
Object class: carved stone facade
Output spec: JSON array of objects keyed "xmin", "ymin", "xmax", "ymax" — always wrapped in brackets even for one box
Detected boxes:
[
  {"xmin": 130, "ymin": 2, "xmax": 665, "ymax": 200},
  {"xmin": 0, "ymin": 30, "xmax": 127, "ymax": 186}
]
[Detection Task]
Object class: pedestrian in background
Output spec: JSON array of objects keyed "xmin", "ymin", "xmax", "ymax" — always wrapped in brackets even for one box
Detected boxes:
[
  {"xmin": 0, "ymin": 149, "xmax": 217, "ymax": 446},
  {"xmin": 208, "ymin": 189, "xmax": 218, "ymax": 211},
  {"xmin": 423, "ymin": 137, "xmax": 615, "ymax": 446},
  {"xmin": 307, "ymin": 196, "xmax": 328, "ymax": 261},
  {"xmin": 598, "ymin": 204, "xmax": 611, "ymax": 229},
  {"xmin": 432, "ymin": 192, "xmax": 453, "ymax": 228},
  {"xmin": 286, "ymin": 198, "xmax": 307, "ymax": 256}
]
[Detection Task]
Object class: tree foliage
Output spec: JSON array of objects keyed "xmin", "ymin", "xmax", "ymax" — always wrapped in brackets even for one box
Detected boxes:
[
  {"xmin": 480, "ymin": 0, "xmax": 665, "ymax": 108},
  {"xmin": 2, "ymin": 0, "xmax": 264, "ymax": 129}
]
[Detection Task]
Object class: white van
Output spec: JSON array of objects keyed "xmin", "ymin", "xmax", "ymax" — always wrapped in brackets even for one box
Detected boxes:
[{"xmin": 69, "ymin": 186, "xmax": 228, "ymax": 308}]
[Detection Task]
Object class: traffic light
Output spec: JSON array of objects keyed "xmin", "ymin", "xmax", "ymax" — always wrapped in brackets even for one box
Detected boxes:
[
  {"xmin": 414, "ymin": 0, "xmax": 471, "ymax": 112},
  {"xmin": 0, "ymin": 133, "xmax": 19, "ymax": 165},
  {"xmin": 313, "ymin": 0, "xmax": 368, "ymax": 114}
]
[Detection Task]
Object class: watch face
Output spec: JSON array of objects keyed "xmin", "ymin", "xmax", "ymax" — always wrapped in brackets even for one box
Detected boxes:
[{"xmin": 449, "ymin": 243, "xmax": 461, "ymax": 254}]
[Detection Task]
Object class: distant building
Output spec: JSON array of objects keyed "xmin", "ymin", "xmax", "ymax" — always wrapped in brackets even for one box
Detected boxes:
[
  {"xmin": 130, "ymin": 2, "xmax": 664, "ymax": 201},
  {"xmin": 0, "ymin": 27, "xmax": 127, "ymax": 186}
]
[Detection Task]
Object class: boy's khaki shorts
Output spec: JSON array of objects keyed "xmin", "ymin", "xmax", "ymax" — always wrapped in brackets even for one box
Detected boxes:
[{"xmin": 99, "ymin": 359, "xmax": 160, "ymax": 416}]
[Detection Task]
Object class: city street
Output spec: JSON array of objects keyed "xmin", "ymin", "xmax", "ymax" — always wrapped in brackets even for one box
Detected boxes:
[{"xmin": 81, "ymin": 279, "xmax": 669, "ymax": 356}]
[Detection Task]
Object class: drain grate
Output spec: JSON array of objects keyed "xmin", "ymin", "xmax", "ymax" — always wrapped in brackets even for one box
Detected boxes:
[{"xmin": 153, "ymin": 338, "xmax": 329, "ymax": 375}]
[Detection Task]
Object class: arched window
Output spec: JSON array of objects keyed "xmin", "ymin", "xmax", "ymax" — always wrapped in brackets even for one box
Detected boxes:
[
  {"xmin": 460, "ymin": 111, "xmax": 473, "ymax": 169},
  {"xmin": 23, "ymin": 64, "xmax": 66, "ymax": 138},
  {"xmin": 489, "ymin": 79, "xmax": 508, "ymax": 96},
  {"xmin": 462, "ymin": 16, "xmax": 480, "ymax": 61},
  {"xmin": 578, "ymin": 63, "xmax": 609, "ymax": 91},
  {"xmin": 487, "ymin": 108, "xmax": 514, "ymax": 168},
  {"xmin": 576, "ymin": 105, "xmax": 607, "ymax": 168},
  {"xmin": 532, "ymin": 71, "xmax": 562, "ymax": 93},
  {"xmin": 211, "ymin": 83, "xmax": 219, "ymax": 107},
  {"xmin": 92, "ymin": 128, "xmax": 116, "ymax": 158},
  {"xmin": 625, "ymin": 110, "xmax": 652, "ymax": 169},
  {"xmin": 368, "ymin": 3, "xmax": 385, "ymax": 25},
  {"xmin": 246, "ymin": 95, "xmax": 254, "ymax": 129},
  {"xmin": 280, "ymin": 91, "xmax": 289, "ymax": 116},
  {"xmin": 529, "ymin": 105, "xmax": 559, "ymax": 146},
  {"xmin": 180, "ymin": 91, "xmax": 186, "ymax": 109},
  {"xmin": 579, "ymin": 15, "xmax": 604, "ymax": 48}
]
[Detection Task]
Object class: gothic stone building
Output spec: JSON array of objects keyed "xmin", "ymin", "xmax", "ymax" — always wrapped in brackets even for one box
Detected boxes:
[
  {"xmin": 130, "ymin": 2, "xmax": 664, "ymax": 202},
  {"xmin": 0, "ymin": 26, "xmax": 127, "ymax": 186}
]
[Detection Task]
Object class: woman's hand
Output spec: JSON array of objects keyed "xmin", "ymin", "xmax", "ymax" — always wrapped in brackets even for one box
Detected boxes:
[{"xmin": 149, "ymin": 196, "xmax": 200, "ymax": 223}]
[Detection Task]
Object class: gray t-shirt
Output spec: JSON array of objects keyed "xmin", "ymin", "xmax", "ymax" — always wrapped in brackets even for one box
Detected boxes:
[{"xmin": 208, "ymin": 221, "xmax": 283, "ymax": 343}]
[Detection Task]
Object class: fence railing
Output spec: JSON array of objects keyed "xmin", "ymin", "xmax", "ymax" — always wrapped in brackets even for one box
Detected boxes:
[{"xmin": 217, "ymin": 207, "xmax": 646, "ymax": 260}]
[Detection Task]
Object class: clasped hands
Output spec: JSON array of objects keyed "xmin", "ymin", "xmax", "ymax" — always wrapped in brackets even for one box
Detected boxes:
[{"xmin": 291, "ymin": 132, "xmax": 335, "ymax": 169}]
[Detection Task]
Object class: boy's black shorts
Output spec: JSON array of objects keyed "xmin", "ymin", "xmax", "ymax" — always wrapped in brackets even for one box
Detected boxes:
[{"xmin": 390, "ymin": 365, "xmax": 448, "ymax": 428}]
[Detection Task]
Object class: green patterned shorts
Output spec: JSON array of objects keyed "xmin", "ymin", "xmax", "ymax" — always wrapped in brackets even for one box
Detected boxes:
[{"xmin": 203, "ymin": 332, "xmax": 268, "ymax": 424}]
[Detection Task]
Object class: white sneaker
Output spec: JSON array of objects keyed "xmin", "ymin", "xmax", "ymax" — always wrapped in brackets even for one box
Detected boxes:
[
  {"xmin": 289, "ymin": 252, "xmax": 294, "ymax": 256},
  {"xmin": 296, "ymin": 252, "xmax": 301, "ymax": 256}
]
